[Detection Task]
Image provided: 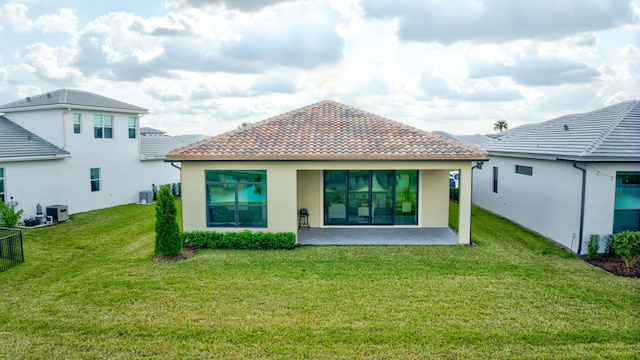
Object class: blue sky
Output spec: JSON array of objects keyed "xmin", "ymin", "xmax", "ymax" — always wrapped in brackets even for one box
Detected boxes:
[{"xmin": 0, "ymin": 0, "xmax": 638, "ymax": 136}]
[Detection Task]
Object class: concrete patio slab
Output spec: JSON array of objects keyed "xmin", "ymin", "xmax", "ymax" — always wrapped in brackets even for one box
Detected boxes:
[{"xmin": 297, "ymin": 227, "xmax": 460, "ymax": 246}]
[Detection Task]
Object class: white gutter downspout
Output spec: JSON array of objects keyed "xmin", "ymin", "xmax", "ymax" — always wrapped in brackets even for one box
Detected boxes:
[
  {"xmin": 572, "ymin": 161, "xmax": 587, "ymax": 255},
  {"xmin": 137, "ymin": 114, "xmax": 144, "ymax": 157},
  {"xmin": 62, "ymin": 108, "xmax": 72, "ymax": 150}
]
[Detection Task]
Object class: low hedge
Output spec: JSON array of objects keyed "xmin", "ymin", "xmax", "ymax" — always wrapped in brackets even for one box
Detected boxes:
[{"xmin": 182, "ymin": 230, "xmax": 296, "ymax": 250}]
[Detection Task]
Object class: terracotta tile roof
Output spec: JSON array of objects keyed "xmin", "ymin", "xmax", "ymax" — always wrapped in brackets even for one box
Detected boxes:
[{"xmin": 167, "ymin": 100, "xmax": 487, "ymax": 161}]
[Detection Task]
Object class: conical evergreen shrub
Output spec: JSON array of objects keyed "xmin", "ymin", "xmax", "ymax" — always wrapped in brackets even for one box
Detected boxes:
[{"xmin": 155, "ymin": 185, "xmax": 182, "ymax": 256}]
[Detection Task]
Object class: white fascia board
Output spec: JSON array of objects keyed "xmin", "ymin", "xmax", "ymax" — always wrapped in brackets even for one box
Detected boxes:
[
  {"xmin": 0, "ymin": 104, "xmax": 149, "ymax": 115},
  {"xmin": 0, "ymin": 154, "xmax": 71, "ymax": 163}
]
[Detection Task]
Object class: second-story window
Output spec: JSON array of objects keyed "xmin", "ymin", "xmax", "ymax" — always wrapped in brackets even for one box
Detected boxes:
[
  {"xmin": 94, "ymin": 115, "xmax": 113, "ymax": 139},
  {"xmin": 73, "ymin": 114, "xmax": 81, "ymax": 134},
  {"xmin": 128, "ymin": 117, "xmax": 136, "ymax": 139}
]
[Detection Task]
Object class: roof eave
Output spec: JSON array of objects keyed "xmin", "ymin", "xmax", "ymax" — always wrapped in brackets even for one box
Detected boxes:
[
  {"xmin": 0, "ymin": 153, "xmax": 71, "ymax": 163},
  {"xmin": 556, "ymin": 156, "xmax": 640, "ymax": 163},
  {"xmin": 166, "ymin": 156, "xmax": 488, "ymax": 162},
  {"xmin": 0, "ymin": 104, "xmax": 149, "ymax": 114},
  {"xmin": 488, "ymin": 151, "xmax": 640, "ymax": 163}
]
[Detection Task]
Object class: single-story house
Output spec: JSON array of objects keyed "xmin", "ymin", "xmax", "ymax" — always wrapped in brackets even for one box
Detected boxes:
[
  {"xmin": 167, "ymin": 100, "xmax": 487, "ymax": 244},
  {"xmin": 473, "ymin": 100, "xmax": 640, "ymax": 254}
]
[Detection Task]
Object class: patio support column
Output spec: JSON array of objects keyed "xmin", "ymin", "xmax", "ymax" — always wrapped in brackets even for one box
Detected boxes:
[
  {"xmin": 268, "ymin": 166, "xmax": 298, "ymax": 234},
  {"xmin": 458, "ymin": 165, "xmax": 472, "ymax": 245}
]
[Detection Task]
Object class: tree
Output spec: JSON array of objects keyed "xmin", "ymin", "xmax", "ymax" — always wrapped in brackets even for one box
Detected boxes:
[
  {"xmin": 493, "ymin": 119, "xmax": 508, "ymax": 132},
  {"xmin": 155, "ymin": 185, "xmax": 183, "ymax": 256}
]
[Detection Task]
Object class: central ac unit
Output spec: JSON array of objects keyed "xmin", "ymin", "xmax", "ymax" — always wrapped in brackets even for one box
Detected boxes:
[{"xmin": 139, "ymin": 190, "xmax": 154, "ymax": 204}]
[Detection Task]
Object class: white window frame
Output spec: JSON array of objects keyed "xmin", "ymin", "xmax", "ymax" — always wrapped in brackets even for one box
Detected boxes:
[
  {"xmin": 94, "ymin": 115, "xmax": 113, "ymax": 139},
  {"xmin": 73, "ymin": 113, "xmax": 82, "ymax": 134},
  {"xmin": 90, "ymin": 168, "xmax": 101, "ymax": 192},
  {"xmin": 128, "ymin": 116, "xmax": 137, "ymax": 139}
]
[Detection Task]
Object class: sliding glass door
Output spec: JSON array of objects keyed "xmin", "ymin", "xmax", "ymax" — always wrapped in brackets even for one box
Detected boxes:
[
  {"xmin": 371, "ymin": 171, "xmax": 394, "ymax": 224},
  {"xmin": 348, "ymin": 171, "xmax": 370, "ymax": 224},
  {"xmin": 324, "ymin": 170, "xmax": 417, "ymax": 226}
]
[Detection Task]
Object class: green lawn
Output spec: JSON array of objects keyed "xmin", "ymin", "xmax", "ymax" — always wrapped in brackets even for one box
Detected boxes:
[{"xmin": 0, "ymin": 201, "xmax": 638, "ymax": 359}]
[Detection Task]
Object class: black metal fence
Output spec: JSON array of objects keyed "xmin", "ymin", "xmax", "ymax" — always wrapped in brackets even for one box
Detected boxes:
[{"xmin": 0, "ymin": 227, "xmax": 24, "ymax": 272}]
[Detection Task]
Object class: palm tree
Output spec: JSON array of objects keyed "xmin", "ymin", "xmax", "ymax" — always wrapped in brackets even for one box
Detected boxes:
[{"xmin": 493, "ymin": 119, "xmax": 508, "ymax": 132}]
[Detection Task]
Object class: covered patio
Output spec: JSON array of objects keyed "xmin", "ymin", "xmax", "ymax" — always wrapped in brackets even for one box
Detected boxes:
[{"xmin": 297, "ymin": 227, "xmax": 459, "ymax": 246}]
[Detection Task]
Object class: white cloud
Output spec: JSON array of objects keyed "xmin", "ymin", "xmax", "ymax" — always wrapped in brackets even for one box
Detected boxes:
[
  {"xmin": 0, "ymin": 3, "xmax": 78, "ymax": 34},
  {"xmin": 221, "ymin": 2, "xmax": 345, "ymax": 69},
  {"xmin": 419, "ymin": 71, "xmax": 522, "ymax": 101},
  {"xmin": 168, "ymin": 0, "xmax": 292, "ymax": 12},
  {"xmin": 360, "ymin": 0, "xmax": 639, "ymax": 45},
  {"xmin": 469, "ymin": 54, "xmax": 601, "ymax": 86},
  {"xmin": 0, "ymin": 0, "xmax": 637, "ymax": 138},
  {"xmin": 251, "ymin": 73, "xmax": 298, "ymax": 94},
  {"xmin": 18, "ymin": 43, "xmax": 82, "ymax": 84}
]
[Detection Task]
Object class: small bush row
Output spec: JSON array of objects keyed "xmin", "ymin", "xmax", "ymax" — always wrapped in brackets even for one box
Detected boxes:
[
  {"xmin": 588, "ymin": 231, "xmax": 640, "ymax": 269},
  {"xmin": 183, "ymin": 230, "xmax": 296, "ymax": 250}
]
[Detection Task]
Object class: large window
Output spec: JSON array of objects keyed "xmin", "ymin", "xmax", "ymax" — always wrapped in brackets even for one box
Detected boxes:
[
  {"xmin": 613, "ymin": 172, "xmax": 640, "ymax": 232},
  {"xmin": 128, "ymin": 117, "xmax": 136, "ymax": 139},
  {"xmin": 94, "ymin": 115, "xmax": 113, "ymax": 139},
  {"xmin": 90, "ymin": 168, "xmax": 101, "ymax": 192},
  {"xmin": 73, "ymin": 114, "xmax": 81, "ymax": 134},
  {"xmin": 324, "ymin": 170, "xmax": 418, "ymax": 226},
  {"xmin": 0, "ymin": 168, "xmax": 5, "ymax": 202},
  {"xmin": 206, "ymin": 170, "xmax": 267, "ymax": 228}
]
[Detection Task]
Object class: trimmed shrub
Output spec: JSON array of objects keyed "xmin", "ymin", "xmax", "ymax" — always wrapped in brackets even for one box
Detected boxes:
[
  {"xmin": 155, "ymin": 185, "xmax": 183, "ymax": 256},
  {"xmin": 612, "ymin": 231, "xmax": 640, "ymax": 269},
  {"xmin": 586, "ymin": 234, "xmax": 600, "ymax": 260},
  {"xmin": 0, "ymin": 199, "xmax": 24, "ymax": 228},
  {"xmin": 183, "ymin": 230, "xmax": 296, "ymax": 250},
  {"xmin": 603, "ymin": 234, "xmax": 615, "ymax": 255}
]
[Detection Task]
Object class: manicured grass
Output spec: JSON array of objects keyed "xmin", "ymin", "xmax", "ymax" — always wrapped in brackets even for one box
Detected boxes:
[{"xmin": 0, "ymin": 201, "xmax": 638, "ymax": 358}]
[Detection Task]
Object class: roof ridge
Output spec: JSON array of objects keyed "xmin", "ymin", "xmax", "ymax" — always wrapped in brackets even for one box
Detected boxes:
[{"xmin": 579, "ymin": 100, "xmax": 637, "ymax": 157}]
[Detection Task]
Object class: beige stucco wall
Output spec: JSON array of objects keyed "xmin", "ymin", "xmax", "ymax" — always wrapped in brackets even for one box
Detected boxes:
[
  {"xmin": 296, "ymin": 170, "xmax": 322, "ymax": 227},
  {"xmin": 420, "ymin": 170, "xmax": 450, "ymax": 227},
  {"xmin": 180, "ymin": 160, "xmax": 474, "ymax": 244},
  {"xmin": 181, "ymin": 161, "xmax": 298, "ymax": 233}
]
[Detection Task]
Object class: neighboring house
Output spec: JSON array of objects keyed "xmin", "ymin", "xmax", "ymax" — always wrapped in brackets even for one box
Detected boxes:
[
  {"xmin": 0, "ymin": 89, "xmax": 181, "ymax": 217},
  {"xmin": 432, "ymin": 131, "xmax": 491, "ymax": 147},
  {"xmin": 473, "ymin": 100, "xmax": 640, "ymax": 254},
  {"xmin": 167, "ymin": 100, "xmax": 487, "ymax": 244}
]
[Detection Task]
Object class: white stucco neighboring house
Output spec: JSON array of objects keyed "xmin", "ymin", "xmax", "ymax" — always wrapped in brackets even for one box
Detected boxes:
[
  {"xmin": 0, "ymin": 89, "xmax": 183, "ymax": 218},
  {"xmin": 473, "ymin": 100, "xmax": 640, "ymax": 254}
]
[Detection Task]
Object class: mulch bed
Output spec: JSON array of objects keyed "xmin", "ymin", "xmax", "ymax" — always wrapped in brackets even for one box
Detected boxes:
[
  {"xmin": 152, "ymin": 244, "xmax": 198, "ymax": 263},
  {"xmin": 580, "ymin": 254, "xmax": 640, "ymax": 278}
]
